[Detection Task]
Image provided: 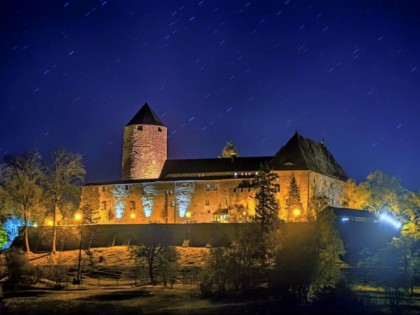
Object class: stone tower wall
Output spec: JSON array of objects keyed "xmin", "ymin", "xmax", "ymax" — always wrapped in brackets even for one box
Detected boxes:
[{"xmin": 122, "ymin": 124, "xmax": 167, "ymax": 180}]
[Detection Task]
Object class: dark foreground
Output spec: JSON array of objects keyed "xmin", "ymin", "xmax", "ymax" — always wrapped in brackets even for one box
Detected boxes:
[{"xmin": 3, "ymin": 284, "xmax": 420, "ymax": 315}]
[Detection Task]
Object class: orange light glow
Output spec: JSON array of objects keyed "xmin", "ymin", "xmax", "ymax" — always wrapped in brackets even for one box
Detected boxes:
[
  {"xmin": 47, "ymin": 220, "xmax": 54, "ymax": 226},
  {"xmin": 74, "ymin": 213, "xmax": 82, "ymax": 221},
  {"xmin": 292, "ymin": 208, "xmax": 301, "ymax": 217}
]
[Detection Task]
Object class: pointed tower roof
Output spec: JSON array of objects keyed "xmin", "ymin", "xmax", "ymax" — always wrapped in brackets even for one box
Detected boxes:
[
  {"xmin": 269, "ymin": 132, "xmax": 348, "ymax": 180},
  {"xmin": 126, "ymin": 103, "xmax": 166, "ymax": 126}
]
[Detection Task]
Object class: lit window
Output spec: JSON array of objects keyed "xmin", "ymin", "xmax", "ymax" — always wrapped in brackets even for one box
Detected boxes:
[
  {"xmin": 206, "ymin": 184, "xmax": 210, "ymax": 191},
  {"xmin": 171, "ymin": 201, "xmax": 175, "ymax": 207},
  {"xmin": 214, "ymin": 184, "xmax": 218, "ymax": 191},
  {"xmin": 205, "ymin": 199, "xmax": 209, "ymax": 206},
  {"xmin": 234, "ymin": 172, "xmax": 238, "ymax": 178},
  {"xmin": 130, "ymin": 201, "xmax": 136, "ymax": 211}
]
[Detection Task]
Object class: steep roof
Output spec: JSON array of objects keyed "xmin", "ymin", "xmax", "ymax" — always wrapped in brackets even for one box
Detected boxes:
[
  {"xmin": 269, "ymin": 132, "xmax": 348, "ymax": 180},
  {"xmin": 126, "ymin": 103, "xmax": 166, "ymax": 127},
  {"xmin": 160, "ymin": 156, "xmax": 272, "ymax": 179}
]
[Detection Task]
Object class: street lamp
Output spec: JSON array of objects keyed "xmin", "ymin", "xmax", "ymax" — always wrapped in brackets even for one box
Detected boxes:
[
  {"xmin": 165, "ymin": 190, "xmax": 172, "ymax": 224},
  {"xmin": 73, "ymin": 212, "xmax": 83, "ymax": 285}
]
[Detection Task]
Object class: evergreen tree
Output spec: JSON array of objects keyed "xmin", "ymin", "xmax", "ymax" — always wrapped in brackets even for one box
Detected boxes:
[
  {"xmin": 219, "ymin": 140, "xmax": 239, "ymax": 158},
  {"xmin": 253, "ymin": 162, "xmax": 280, "ymax": 232},
  {"xmin": 286, "ymin": 176, "xmax": 303, "ymax": 220}
]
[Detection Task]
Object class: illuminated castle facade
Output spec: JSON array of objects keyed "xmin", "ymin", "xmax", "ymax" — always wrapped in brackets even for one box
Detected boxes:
[{"xmin": 81, "ymin": 103, "xmax": 348, "ymax": 224}]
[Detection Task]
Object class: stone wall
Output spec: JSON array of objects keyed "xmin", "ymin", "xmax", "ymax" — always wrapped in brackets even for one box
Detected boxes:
[
  {"xmin": 122, "ymin": 124, "xmax": 167, "ymax": 180},
  {"xmin": 83, "ymin": 169, "xmax": 345, "ymax": 224}
]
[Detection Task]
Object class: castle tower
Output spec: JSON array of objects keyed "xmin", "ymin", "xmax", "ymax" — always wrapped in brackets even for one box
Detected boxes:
[{"xmin": 122, "ymin": 103, "xmax": 167, "ymax": 180}]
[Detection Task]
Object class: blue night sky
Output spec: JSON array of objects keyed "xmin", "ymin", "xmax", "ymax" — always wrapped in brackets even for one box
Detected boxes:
[{"xmin": 1, "ymin": 1, "xmax": 419, "ymax": 191}]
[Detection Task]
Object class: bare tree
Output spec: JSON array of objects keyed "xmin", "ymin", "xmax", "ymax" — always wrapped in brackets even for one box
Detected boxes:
[
  {"xmin": 3, "ymin": 151, "xmax": 44, "ymax": 253},
  {"xmin": 44, "ymin": 149, "xmax": 85, "ymax": 253}
]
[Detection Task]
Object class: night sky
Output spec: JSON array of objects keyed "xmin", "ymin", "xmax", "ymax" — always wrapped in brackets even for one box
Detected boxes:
[{"xmin": 1, "ymin": 1, "xmax": 419, "ymax": 191}]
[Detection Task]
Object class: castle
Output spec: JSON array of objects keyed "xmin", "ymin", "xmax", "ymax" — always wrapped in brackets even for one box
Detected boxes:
[{"xmin": 80, "ymin": 103, "xmax": 348, "ymax": 224}]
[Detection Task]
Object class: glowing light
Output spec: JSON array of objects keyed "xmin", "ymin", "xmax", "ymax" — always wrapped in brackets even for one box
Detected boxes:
[
  {"xmin": 142, "ymin": 183, "xmax": 158, "ymax": 217},
  {"xmin": 113, "ymin": 185, "xmax": 128, "ymax": 219},
  {"xmin": 379, "ymin": 213, "xmax": 402, "ymax": 230},
  {"xmin": 33, "ymin": 222, "xmax": 38, "ymax": 227},
  {"xmin": 47, "ymin": 220, "xmax": 54, "ymax": 226},
  {"xmin": 175, "ymin": 182, "xmax": 195, "ymax": 217},
  {"xmin": 74, "ymin": 213, "xmax": 82, "ymax": 221},
  {"xmin": 292, "ymin": 208, "xmax": 301, "ymax": 217},
  {"xmin": 185, "ymin": 211, "xmax": 191, "ymax": 218},
  {"xmin": 2, "ymin": 216, "xmax": 25, "ymax": 249},
  {"xmin": 130, "ymin": 212, "xmax": 136, "ymax": 219},
  {"xmin": 341, "ymin": 217, "xmax": 349, "ymax": 222}
]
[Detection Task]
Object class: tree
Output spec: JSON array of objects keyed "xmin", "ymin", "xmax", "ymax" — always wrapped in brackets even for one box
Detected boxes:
[
  {"xmin": 286, "ymin": 176, "xmax": 303, "ymax": 220},
  {"xmin": 44, "ymin": 149, "xmax": 85, "ymax": 253},
  {"xmin": 227, "ymin": 204, "xmax": 250, "ymax": 223},
  {"xmin": 3, "ymin": 151, "xmax": 44, "ymax": 253},
  {"xmin": 363, "ymin": 171, "xmax": 407, "ymax": 215},
  {"xmin": 340, "ymin": 179, "xmax": 371, "ymax": 209},
  {"xmin": 253, "ymin": 162, "xmax": 280, "ymax": 232},
  {"xmin": 313, "ymin": 210, "xmax": 345, "ymax": 287},
  {"xmin": 0, "ymin": 225, "xmax": 8, "ymax": 249},
  {"xmin": 401, "ymin": 191, "xmax": 420, "ymax": 241},
  {"xmin": 200, "ymin": 225, "xmax": 267, "ymax": 295},
  {"xmin": 156, "ymin": 246, "xmax": 180, "ymax": 287},
  {"xmin": 219, "ymin": 140, "xmax": 239, "ymax": 158},
  {"xmin": 273, "ymin": 210, "xmax": 345, "ymax": 304},
  {"xmin": 130, "ymin": 244, "xmax": 164, "ymax": 284}
]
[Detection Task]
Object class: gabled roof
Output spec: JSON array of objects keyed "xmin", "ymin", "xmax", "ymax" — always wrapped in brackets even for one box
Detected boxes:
[
  {"xmin": 269, "ymin": 132, "xmax": 348, "ymax": 180},
  {"xmin": 126, "ymin": 103, "xmax": 166, "ymax": 127},
  {"xmin": 159, "ymin": 156, "xmax": 272, "ymax": 179}
]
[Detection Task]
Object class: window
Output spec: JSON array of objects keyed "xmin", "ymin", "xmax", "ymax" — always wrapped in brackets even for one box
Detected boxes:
[
  {"xmin": 206, "ymin": 184, "xmax": 211, "ymax": 191},
  {"xmin": 171, "ymin": 201, "xmax": 175, "ymax": 207},
  {"xmin": 233, "ymin": 172, "xmax": 238, "ymax": 178},
  {"xmin": 102, "ymin": 187, "xmax": 106, "ymax": 192},
  {"xmin": 125, "ymin": 185, "xmax": 129, "ymax": 190},
  {"xmin": 205, "ymin": 199, "xmax": 209, "ymax": 206},
  {"xmin": 214, "ymin": 184, "xmax": 218, "ymax": 191},
  {"xmin": 102, "ymin": 201, "xmax": 107, "ymax": 210},
  {"xmin": 137, "ymin": 126, "xmax": 143, "ymax": 131},
  {"xmin": 207, "ymin": 210, "xmax": 211, "ymax": 214},
  {"xmin": 226, "ymin": 198, "xmax": 229, "ymax": 205},
  {"xmin": 158, "ymin": 127, "xmax": 162, "ymax": 132},
  {"xmin": 130, "ymin": 201, "xmax": 136, "ymax": 211},
  {"xmin": 233, "ymin": 188, "xmax": 236, "ymax": 193}
]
